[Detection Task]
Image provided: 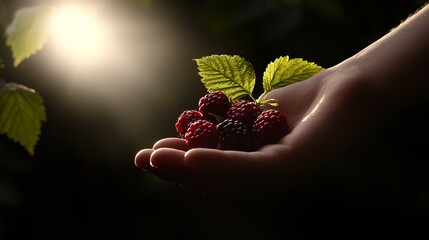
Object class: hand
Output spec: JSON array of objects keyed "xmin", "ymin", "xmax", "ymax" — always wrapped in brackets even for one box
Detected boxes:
[
  {"xmin": 135, "ymin": 62, "xmax": 381, "ymax": 193},
  {"xmin": 136, "ymin": 3, "xmax": 429, "ymax": 193}
]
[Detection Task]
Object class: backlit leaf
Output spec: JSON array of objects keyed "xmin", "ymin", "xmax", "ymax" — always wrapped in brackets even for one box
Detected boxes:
[
  {"xmin": 195, "ymin": 55, "xmax": 256, "ymax": 101},
  {"xmin": 0, "ymin": 83, "xmax": 46, "ymax": 155},
  {"xmin": 263, "ymin": 56, "xmax": 323, "ymax": 93},
  {"xmin": 5, "ymin": 5, "xmax": 53, "ymax": 67}
]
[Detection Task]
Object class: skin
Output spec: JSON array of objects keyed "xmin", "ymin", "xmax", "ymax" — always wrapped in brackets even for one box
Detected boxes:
[{"xmin": 135, "ymin": 4, "xmax": 429, "ymax": 193}]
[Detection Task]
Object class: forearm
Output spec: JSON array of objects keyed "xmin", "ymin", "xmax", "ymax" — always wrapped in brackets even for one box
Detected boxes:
[{"xmin": 349, "ymin": 3, "xmax": 429, "ymax": 109}]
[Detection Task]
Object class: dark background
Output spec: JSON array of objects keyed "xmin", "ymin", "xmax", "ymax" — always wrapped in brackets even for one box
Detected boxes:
[{"xmin": 1, "ymin": 0, "xmax": 428, "ymax": 239}]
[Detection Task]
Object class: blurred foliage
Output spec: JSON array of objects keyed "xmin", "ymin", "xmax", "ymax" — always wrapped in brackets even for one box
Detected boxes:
[
  {"xmin": 0, "ymin": 3, "xmax": 48, "ymax": 155},
  {"xmin": 0, "ymin": 83, "xmax": 46, "ymax": 155},
  {"xmin": 5, "ymin": 4, "xmax": 51, "ymax": 67}
]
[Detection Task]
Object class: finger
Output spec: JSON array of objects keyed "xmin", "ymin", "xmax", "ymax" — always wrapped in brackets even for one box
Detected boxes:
[
  {"xmin": 145, "ymin": 147, "xmax": 273, "ymax": 192},
  {"xmin": 149, "ymin": 148, "xmax": 189, "ymax": 183},
  {"xmin": 153, "ymin": 137, "xmax": 189, "ymax": 151},
  {"xmin": 135, "ymin": 149, "xmax": 154, "ymax": 169},
  {"xmin": 134, "ymin": 149, "xmax": 164, "ymax": 176},
  {"xmin": 184, "ymin": 148, "xmax": 269, "ymax": 173},
  {"xmin": 182, "ymin": 144, "xmax": 301, "ymax": 193}
]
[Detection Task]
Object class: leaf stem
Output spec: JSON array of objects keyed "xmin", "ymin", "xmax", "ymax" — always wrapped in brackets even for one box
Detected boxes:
[
  {"xmin": 256, "ymin": 91, "xmax": 268, "ymax": 104},
  {"xmin": 249, "ymin": 93, "xmax": 257, "ymax": 102}
]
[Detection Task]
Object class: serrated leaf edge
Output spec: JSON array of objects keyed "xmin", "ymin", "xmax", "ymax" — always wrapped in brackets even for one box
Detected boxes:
[
  {"xmin": 195, "ymin": 54, "xmax": 256, "ymax": 101},
  {"xmin": 0, "ymin": 83, "xmax": 46, "ymax": 155},
  {"xmin": 262, "ymin": 56, "xmax": 323, "ymax": 93}
]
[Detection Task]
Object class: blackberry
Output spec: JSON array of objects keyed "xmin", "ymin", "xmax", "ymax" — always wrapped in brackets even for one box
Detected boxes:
[
  {"xmin": 218, "ymin": 119, "xmax": 259, "ymax": 151},
  {"xmin": 252, "ymin": 109, "xmax": 289, "ymax": 145},
  {"xmin": 185, "ymin": 120, "xmax": 219, "ymax": 149},
  {"xmin": 198, "ymin": 91, "xmax": 231, "ymax": 123},
  {"xmin": 226, "ymin": 101, "xmax": 262, "ymax": 127}
]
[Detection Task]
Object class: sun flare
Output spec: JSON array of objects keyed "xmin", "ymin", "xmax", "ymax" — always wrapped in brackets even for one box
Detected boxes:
[{"xmin": 50, "ymin": 4, "xmax": 105, "ymax": 62}]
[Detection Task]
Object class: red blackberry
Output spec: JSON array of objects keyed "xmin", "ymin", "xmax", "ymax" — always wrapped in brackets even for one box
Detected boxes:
[
  {"xmin": 217, "ymin": 119, "xmax": 260, "ymax": 151},
  {"xmin": 252, "ymin": 109, "xmax": 290, "ymax": 145},
  {"xmin": 198, "ymin": 91, "xmax": 231, "ymax": 123},
  {"xmin": 175, "ymin": 110, "xmax": 204, "ymax": 137},
  {"xmin": 226, "ymin": 101, "xmax": 262, "ymax": 127},
  {"xmin": 185, "ymin": 120, "xmax": 219, "ymax": 149}
]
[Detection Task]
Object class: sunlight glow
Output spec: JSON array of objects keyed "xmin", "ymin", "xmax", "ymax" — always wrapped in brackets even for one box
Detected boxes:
[
  {"xmin": 42, "ymin": 1, "xmax": 198, "ymax": 142},
  {"xmin": 50, "ymin": 4, "xmax": 106, "ymax": 63}
]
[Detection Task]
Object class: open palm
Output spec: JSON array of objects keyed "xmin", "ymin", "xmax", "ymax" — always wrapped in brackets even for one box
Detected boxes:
[{"xmin": 135, "ymin": 62, "xmax": 378, "ymax": 193}]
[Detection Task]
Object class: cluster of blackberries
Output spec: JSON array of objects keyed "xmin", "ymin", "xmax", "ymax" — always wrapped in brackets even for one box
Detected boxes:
[{"xmin": 175, "ymin": 91, "xmax": 290, "ymax": 151}]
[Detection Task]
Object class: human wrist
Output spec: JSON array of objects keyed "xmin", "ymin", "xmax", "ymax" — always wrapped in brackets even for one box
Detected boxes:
[{"xmin": 349, "ymin": 4, "xmax": 429, "ymax": 109}]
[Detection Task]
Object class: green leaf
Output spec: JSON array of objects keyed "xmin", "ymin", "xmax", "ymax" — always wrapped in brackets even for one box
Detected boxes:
[
  {"xmin": 5, "ymin": 5, "xmax": 53, "ymax": 67},
  {"xmin": 0, "ymin": 83, "xmax": 47, "ymax": 155},
  {"xmin": 195, "ymin": 55, "xmax": 256, "ymax": 101},
  {"xmin": 263, "ymin": 56, "xmax": 323, "ymax": 93}
]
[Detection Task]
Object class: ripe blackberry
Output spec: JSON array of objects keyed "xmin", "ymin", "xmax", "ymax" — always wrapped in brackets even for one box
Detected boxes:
[
  {"xmin": 198, "ymin": 91, "xmax": 231, "ymax": 123},
  {"xmin": 175, "ymin": 110, "xmax": 204, "ymax": 137},
  {"xmin": 226, "ymin": 101, "xmax": 262, "ymax": 127},
  {"xmin": 185, "ymin": 120, "xmax": 219, "ymax": 149},
  {"xmin": 218, "ymin": 119, "xmax": 259, "ymax": 151},
  {"xmin": 252, "ymin": 109, "xmax": 290, "ymax": 145}
]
